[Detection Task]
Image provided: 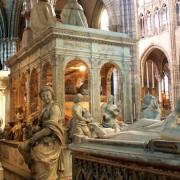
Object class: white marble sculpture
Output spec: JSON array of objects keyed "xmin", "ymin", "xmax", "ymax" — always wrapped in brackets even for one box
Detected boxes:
[
  {"xmin": 72, "ymin": 94, "xmax": 91, "ymax": 137},
  {"xmin": 102, "ymin": 95, "xmax": 120, "ymax": 132},
  {"xmin": 139, "ymin": 95, "xmax": 161, "ymax": 120},
  {"xmin": 30, "ymin": 0, "xmax": 56, "ymax": 35},
  {"xmin": 160, "ymin": 98, "xmax": 180, "ymax": 141},
  {"xmin": 127, "ymin": 95, "xmax": 162, "ymax": 132},
  {"xmin": 61, "ymin": 0, "xmax": 88, "ymax": 27},
  {"xmin": 19, "ymin": 86, "xmax": 64, "ymax": 179}
]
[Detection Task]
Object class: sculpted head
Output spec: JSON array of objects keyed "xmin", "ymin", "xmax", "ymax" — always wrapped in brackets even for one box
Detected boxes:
[
  {"xmin": 142, "ymin": 95, "xmax": 159, "ymax": 109},
  {"xmin": 73, "ymin": 93, "xmax": 83, "ymax": 103},
  {"xmin": 39, "ymin": 86, "xmax": 55, "ymax": 104},
  {"xmin": 143, "ymin": 95, "xmax": 153, "ymax": 106},
  {"xmin": 107, "ymin": 95, "xmax": 114, "ymax": 104}
]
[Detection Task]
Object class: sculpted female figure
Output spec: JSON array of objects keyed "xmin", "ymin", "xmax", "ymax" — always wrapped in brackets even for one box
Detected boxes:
[
  {"xmin": 19, "ymin": 86, "xmax": 64, "ymax": 180},
  {"xmin": 102, "ymin": 95, "xmax": 120, "ymax": 132}
]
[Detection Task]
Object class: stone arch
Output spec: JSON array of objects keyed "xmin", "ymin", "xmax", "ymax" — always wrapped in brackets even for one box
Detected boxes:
[
  {"xmin": 42, "ymin": 61, "xmax": 53, "ymax": 86},
  {"xmin": 64, "ymin": 59, "xmax": 90, "ymax": 122},
  {"xmin": 29, "ymin": 68, "xmax": 39, "ymax": 114},
  {"xmin": 140, "ymin": 44, "xmax": 171, "ymax": 68},
  {"xmin": 140, "ymin": 46, "xmax": 172, "ymax": 117},
  {"xmin": 99, "ymin": 7, "xmax": 109, "ymax": 30},
  {"xmin": 63, "ymin": 57, "xmax": 91, "ymax": 72},
  {"xmin": 100, "ymin": 61, "xmax": 122, "ymax": 119}
]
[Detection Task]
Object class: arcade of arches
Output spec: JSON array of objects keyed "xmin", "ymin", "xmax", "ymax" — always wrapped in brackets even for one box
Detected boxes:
[
  {"xmin": 0, "ymin": 0, "xmax": 179, "ymax": 138},
  {"xmin": 141, "ymin": 48, "xmax": 171, "ymax": 117},
  {"xmin": 0, "ymin": 0, "xmax": 180, "ymax": 179}
]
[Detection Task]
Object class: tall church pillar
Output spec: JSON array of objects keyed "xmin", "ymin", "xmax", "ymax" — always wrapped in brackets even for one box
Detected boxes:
[{"xmin": 168, "ymin": 0, "xmax": 177, "ymax": 106}]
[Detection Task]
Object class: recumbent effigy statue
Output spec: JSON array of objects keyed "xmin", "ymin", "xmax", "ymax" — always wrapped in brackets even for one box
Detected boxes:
[
  {"xmin": 160, "ymin": 97, "xmax": 180, "ymax": 141},
  {"xmin": 18, "ymin": 86, "xmax": 64, "ymax": 180}
]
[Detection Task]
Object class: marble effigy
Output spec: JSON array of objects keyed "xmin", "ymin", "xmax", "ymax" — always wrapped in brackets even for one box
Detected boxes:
[
  {"xmin": 139, "ymin": 95, "xmax": 161, "ymax": 120},
  {"xmin": 160, "ymin": 98, "xmax": 180, "ymax": 141},
  {"xmin": 4, "ymin": 3, "xmax": 135, "ymax": 179},
  {"xmin": 18, "ymin": 86, "xmax": 64, "ymax": 180},
  {"xmin": 70, "ymin": 138, "xmax": 180, "ymax": 180},
  {"xmin": 69, "ymin": 97, "xmax": 180, "ymax": 179}
]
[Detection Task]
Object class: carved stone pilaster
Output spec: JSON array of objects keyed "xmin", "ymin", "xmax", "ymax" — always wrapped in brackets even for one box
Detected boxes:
[
  {"xmin": 52, "ymin": 55, "xmax": 65, "ymax": 118},
  {"xmin": 122, "ymin": 65, "xmax": 133, "ymax": 124},
  {"xmin": 26, "ymin": 68, "xmax": 31, "ymax": 118},
  {"xmin": 90, "ymin": 67, "xmax": 101, "ymax": 122}
]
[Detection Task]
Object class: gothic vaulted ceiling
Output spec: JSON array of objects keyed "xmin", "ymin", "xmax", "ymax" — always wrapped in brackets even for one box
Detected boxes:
[
  {"xmin": 0, "ymin": 0, "xmax": 135, "ymax": 40},
  {"xmin": 56, "ymin": 0, "xmax": 104, "ymax": 27},
  {"xmin": 0, "ymin": 0, "xmax": 104, "ymax": 40}
]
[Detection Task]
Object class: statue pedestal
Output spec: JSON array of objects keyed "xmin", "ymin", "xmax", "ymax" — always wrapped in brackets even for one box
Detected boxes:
[
  {"xmin": 0, "ymin": 140, "xmax": 72, "ymax": 180},
  {"xmin": 0, "ymin": 140, "xmax": 30, "ymax": 180},
  {"xmin": 0, "ymin": 162, "xmax": 3, "ymax": 180},
  {"xmin": 70, "ymin": 136, "xmax": 180, "ymax": 179}
]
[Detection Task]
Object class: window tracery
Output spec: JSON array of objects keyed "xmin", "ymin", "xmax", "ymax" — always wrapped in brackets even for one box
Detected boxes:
[
  {"xmin": 176, "ymin": 0, "xmax": 180, "ymax": 26},
  {"xmin": 139, "ymin": 13, "xmax": 145, "ymax": 37},
  {"xmin": 139, "ymin": 2, "xmax": 170, "ymax": 39},
  {"xmin": 99, "ymin": 8, "xmax": 109, "ymax": 31},
  {"xmin": 146, "ymin": 11, "xmax": 152, "ymax": 36},
  {"xmin": 154, "ymin": 8, "xmax": 160, "ymax": 34},
  {"xmin": 160, "ymin": 4, "xmax": 168, "ymax": 32}
]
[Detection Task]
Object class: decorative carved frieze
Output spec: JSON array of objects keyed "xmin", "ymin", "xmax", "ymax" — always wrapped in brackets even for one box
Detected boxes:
[{"xmin": 72, "ymin": 156, "xmax": 180, "ymax": 180}]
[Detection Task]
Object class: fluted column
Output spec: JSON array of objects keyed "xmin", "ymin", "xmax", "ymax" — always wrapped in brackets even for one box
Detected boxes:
[
  {"xmin": 52, "ymin": 54, "xmax": 65, "ymax": 118},
  {"xmin": 90, "ymin": 63, "xmax": 101, "ymax": 122},
  {"xmin": 26, "ymin": 69, "xmax": 31, "ymax": 119},
  {"xmin": 122, "ymin": 64, "xmax": 133, "ymax": 123}
]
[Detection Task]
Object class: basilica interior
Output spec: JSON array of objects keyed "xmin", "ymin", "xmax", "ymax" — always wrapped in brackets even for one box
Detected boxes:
[{"xmin": 0, "ymin": 0, "xmax": 180, "ymax": 180}]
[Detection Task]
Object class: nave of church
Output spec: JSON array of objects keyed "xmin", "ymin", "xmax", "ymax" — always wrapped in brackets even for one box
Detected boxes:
[{"xmin": 0, "ymin": 0, "xmax": 180, "ymax": 179}]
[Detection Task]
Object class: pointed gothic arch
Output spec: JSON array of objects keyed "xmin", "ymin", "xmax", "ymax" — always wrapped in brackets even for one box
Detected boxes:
[{"xmin": 140, "ymin": 47, "xmax": 172, "ymax": 117}]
